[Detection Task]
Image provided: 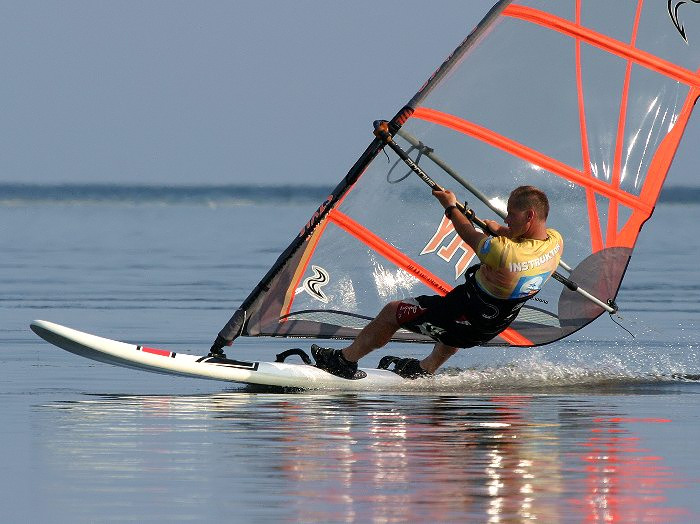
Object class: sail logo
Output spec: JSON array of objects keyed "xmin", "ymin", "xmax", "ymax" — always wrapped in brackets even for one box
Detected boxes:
[
  {"xmin": 421, "ymin": 215, "xmax": 476, "ymax": 279},
  {"xmin": 668, "ymin": 0, "xmax": 700, "ymax": 43},
  {"xmin": 303, "ymin": 265, "xmax": 330, "ymax": 303},
  {"xmin": 299, "ymin": 195, "xmax": 334, "ymax": 237}
]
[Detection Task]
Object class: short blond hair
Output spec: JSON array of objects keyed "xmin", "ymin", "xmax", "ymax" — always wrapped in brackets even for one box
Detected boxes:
[{"xmin": 509, "ymin": 186, "xmax": 549, "ymax": 219}]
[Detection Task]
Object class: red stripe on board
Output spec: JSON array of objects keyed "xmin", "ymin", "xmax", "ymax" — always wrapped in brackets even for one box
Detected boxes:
[
  {"xmin": 141, "ymin": 346, "xmax": 171, "ymax": 357},
  {"xmin": 503, "ymin": 4, "xmax": 700, "ymax": 89},
  {"xmin": 412, "ymin": 107, "xmax": 653, "ymax": 215},
  {"xmin": 328, "ymin": 210, "xmax": 534, "ymax": 347}
]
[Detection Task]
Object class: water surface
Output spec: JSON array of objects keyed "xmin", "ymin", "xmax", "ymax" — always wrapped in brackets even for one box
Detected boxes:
[{"xmin": 2, "ymin": 194, "xmax": 698, "ymax": 522}]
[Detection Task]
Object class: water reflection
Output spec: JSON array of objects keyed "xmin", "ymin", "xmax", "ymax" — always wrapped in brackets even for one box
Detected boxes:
[
  {"xmin": 35, "ymin": 393, "xmax": 690, "ymax": 522},
  {"xmin": 570, "ymin": 415, "xmax": 685, "ymax": 523}
]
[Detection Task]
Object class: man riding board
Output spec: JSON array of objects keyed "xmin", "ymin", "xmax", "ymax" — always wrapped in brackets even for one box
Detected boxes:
[{"xmin": 311, "ymin": 185, "xmax": 563, "ymax": 379}]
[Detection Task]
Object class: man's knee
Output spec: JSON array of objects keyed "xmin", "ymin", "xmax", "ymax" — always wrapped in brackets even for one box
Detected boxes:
[{"xmin": 377, "ymin": 301, "xmax": 401, "ymax": 327}]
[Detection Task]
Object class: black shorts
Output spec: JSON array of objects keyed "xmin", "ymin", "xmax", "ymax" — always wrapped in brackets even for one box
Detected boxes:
[{"xmin": 395, "ymin": 275, "xmax": 525, "ymax": 348}]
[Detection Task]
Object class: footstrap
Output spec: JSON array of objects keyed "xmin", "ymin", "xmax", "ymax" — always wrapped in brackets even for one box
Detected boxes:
[
  {"xmin": 377, "ymin": 355, "xmax": 401, "ymax": 370},
  {"xmin": 275, "ymin": 348, "xmax": 313, "ymax": 365},
  {"xmin": 378, "ymin": 355, "xmax": 431, "ymax": 379}
]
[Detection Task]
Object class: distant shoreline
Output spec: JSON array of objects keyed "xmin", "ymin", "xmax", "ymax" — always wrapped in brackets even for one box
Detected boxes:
[
  {"xmin": 0, "ymin": 183, "xmax": 333, "ymax": 205},
  {"xmin": 0, "ymin": 183, "xmax": 697, "ymax": 205}
]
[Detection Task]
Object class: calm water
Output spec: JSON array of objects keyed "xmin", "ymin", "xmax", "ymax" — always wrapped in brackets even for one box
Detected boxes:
[{"xmin": 2, "ymin": 193, "xmax": 699, "ymax": 522}]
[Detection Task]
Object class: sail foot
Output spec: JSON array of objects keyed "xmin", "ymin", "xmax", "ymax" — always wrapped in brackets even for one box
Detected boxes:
[{"xmin": 218, "ymin": 308, "xmax": 247, "ymax": 343}]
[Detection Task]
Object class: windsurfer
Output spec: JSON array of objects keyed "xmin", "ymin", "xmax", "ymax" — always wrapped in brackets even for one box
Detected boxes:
[{"xmin": 312, "ymin": 185, "xmax": 563, "ymax": 379}]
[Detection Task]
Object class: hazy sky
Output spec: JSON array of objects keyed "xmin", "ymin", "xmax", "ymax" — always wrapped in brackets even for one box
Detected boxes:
[{"xmin": 1, "ymin": 1, "xmax": 697, "ymax": 186}]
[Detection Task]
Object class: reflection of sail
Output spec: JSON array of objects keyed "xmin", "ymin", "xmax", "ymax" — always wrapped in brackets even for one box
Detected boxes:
[
  {"xmin": 34, "ymin": 393, "xmax": 690, "ymax": 521},
  {"xmin": 276, "ymin": 396, "xmax": 566, "ymax": 522},
  {"xmin": 571, "ymin": 416, "xmax": 682, "ymax": 522},
  {"xmin": 217, "ymin": 1, "xmax": 700, "ymax": 348}
]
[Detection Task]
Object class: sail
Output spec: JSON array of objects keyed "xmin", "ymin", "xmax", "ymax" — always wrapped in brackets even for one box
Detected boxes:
[{"xmin": 219, "ymin": 0, "xmax": 700, "ymax": 347}]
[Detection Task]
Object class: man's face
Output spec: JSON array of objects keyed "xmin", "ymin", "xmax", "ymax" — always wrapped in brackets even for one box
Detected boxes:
[{"xmin": 505, "ymin": 199, "xmax": 533, "ymax": 238}]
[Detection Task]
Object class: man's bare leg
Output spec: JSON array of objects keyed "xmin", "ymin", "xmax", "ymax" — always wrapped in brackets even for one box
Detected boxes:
[
  {"xmin": 341, "ymin": 301, "xmax": 458, "ymax": 374},
  {"xmin": 341, "ymin": 301, "xmax": 401, "ymax": 362},
  {"xmin": 419, "ymin": 342, "xmax": 458, "ymax": 373}
]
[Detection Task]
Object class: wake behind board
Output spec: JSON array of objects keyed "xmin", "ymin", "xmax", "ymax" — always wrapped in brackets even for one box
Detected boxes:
[{"xmin": 29, "ymin": 320, "xmax": 407, "ymax": 390}]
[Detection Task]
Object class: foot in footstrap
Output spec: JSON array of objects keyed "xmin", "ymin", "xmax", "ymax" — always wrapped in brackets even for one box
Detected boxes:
[
  {"xmin": 378, "ymin": 356, "xmax": 432, "ymax": 379},
  {"xmin": 311, "ymin": 344, "xmax": 366, "ymax": 380}
]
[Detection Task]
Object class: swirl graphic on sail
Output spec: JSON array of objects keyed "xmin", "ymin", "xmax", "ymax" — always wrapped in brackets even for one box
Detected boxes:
[
  {"xmin": 669, "ymin": 0, "xmax": 700, "ymax": 43},
  {"xmin": 303, "ymin": 265, "xmax": 330, "ymax": 304},
  {"xmin": 216, "ymin": 1, "xmax": 700, "ymax": 348}
]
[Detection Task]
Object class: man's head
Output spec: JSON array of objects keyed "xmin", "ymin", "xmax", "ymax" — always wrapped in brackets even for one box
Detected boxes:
[
  {"xmin": 509, "ymin": 185, "xmax": 549, "ymax": 218},
  {"xmin": 505, "ymin": 185, "xmax": 549, "ymax": 238}
]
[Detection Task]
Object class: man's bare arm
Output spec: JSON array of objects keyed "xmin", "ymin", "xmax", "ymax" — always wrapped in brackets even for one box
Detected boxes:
[
  {"xmin": 481, "ymin": 219, "xmax": 511, "ymax": 237},
  {"xmin": 432, "ymin": 189, "xmax": 491, "ymax": 251},
  {"xmin": 449, "ymin": 210, "xmax": 488, "ymax": 251}
]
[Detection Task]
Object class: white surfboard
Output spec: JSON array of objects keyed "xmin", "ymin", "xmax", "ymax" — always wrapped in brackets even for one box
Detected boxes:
[{"xmin": 30, "ymin": 320, "xmax": 409, "ymax": 390}]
